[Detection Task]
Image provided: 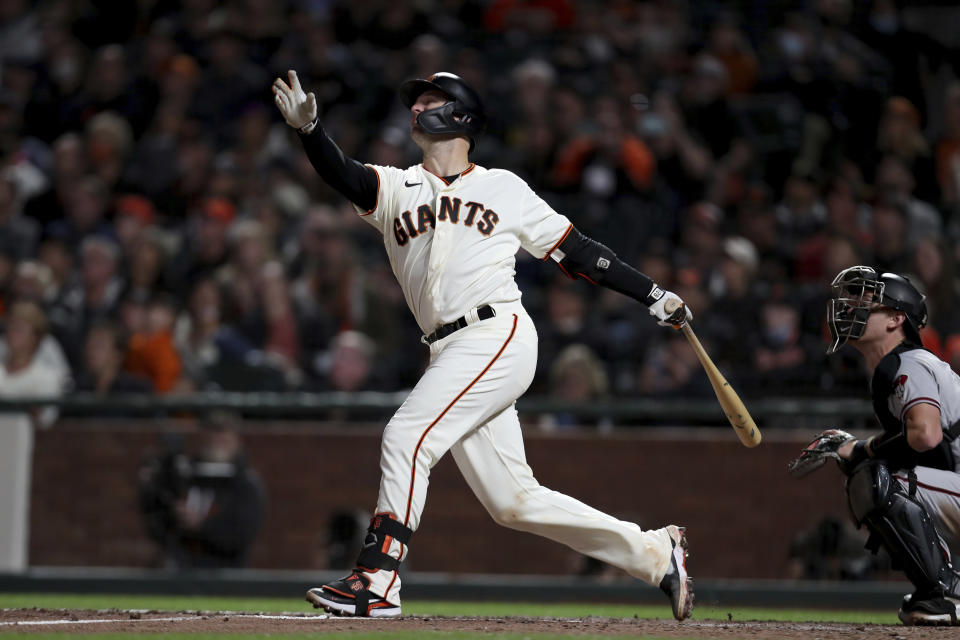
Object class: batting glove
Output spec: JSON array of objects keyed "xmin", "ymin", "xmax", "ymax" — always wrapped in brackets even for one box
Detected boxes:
[
  {"xmin": 648, "ymin": 289, "xmax": 693, "ymax": 328},
  {"xmin": 272, "ymin": 70, "xmax": 318, "ymax": 133}
]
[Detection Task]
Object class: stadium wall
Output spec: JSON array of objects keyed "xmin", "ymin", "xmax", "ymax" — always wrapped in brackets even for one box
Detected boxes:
[{"xmin": 29, "ymin": 422, "xmax": 850, "ymax": 579}]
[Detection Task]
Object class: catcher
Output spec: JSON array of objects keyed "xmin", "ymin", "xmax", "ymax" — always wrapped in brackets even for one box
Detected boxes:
[{"xmin": 789, "ymin": 266, "xmax": 960, "ymax": 626}]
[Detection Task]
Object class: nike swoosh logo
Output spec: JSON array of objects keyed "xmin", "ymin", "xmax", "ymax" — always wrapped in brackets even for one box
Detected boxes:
[{"xmin": 405, "ymin": 181, "xmax": 422, "ymax": 187}]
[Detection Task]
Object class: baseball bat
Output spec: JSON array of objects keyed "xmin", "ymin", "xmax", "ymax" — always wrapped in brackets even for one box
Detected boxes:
[{"xmin": 663, "ymin": 298, "xmax": 762, "ymax": 448}]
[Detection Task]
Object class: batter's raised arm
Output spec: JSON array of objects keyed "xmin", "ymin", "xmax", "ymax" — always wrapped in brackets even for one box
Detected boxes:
[
  {"xmin": 273, "ymin": 70, "xmax": 378, "ymax": 212},
  {"xmin": 554, "ymin": 227, "xmax": 693, "ymax": 327}
]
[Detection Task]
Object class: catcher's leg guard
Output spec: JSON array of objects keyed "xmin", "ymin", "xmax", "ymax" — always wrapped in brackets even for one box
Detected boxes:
[{"xmin": 846, "ymin": 461, "xmax": 959, "ymax": 596}]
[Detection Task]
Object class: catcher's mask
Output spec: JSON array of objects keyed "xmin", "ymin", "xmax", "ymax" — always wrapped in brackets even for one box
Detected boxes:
[
  {"xmin": 826, "ymin": 265, "xmax": 927, "ymax": 354},
  {"xmin": 399, "ymin": 72, "xmax": 487, "ymax": 152}
]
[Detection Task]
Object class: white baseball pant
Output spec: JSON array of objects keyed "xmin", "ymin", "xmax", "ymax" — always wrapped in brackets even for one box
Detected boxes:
[{"xmin": 362, "ymin": 301, "xmax": 674, "ymax": 604}]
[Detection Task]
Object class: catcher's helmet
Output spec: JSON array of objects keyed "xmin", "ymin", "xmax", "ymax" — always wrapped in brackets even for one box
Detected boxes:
[
  {"xmin": 399, "ymin": 72, "xmax": 487, "ymax": 152},
  {"xmin": 826, "ymin": 265, "xmax": 927, "ymax": 354}
]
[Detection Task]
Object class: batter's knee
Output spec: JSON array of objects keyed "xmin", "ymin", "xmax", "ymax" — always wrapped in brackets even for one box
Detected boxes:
[
  {"xmin": 380, "ymin": 420, "xmax": 417, "ymax": 452},
  {"xmin": 489, "ymin": 504, "xmax": 524, "ymax": 527},
  {"xmin": 486, "ymin": 489, "xmax": 542, "ymax": 528}
]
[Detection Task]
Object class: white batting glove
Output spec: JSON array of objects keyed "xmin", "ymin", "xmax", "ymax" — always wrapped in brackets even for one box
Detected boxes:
[
  {"xmin": 648, "ymin": 290, "xmax": 693, "ymax": 328},
  {"xmin": 272, "ymin": 69, "xmax": 318, "ymax": 133}
]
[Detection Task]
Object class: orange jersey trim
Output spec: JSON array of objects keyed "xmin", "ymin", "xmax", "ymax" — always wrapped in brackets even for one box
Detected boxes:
[
  {"xmin": 542, "ymin": 223, "xmax": 573, "ymax": 261},
  {"xmin": 403, "ymin": 314, "xmax": 519, "ymax": 526},
  {"xmin": 422, "ymin": 163, "xmax": 475, "ymax": 186},
  {"xmin": 359, "ymin": 166, "xmax": 381, "ymax": 216}
]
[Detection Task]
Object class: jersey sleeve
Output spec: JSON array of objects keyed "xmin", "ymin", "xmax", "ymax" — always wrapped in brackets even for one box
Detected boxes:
[
  {"xmin": 888, "ymin": 358, "xmax": 942, "ymax": 423},
  {"xmin": 515, "ymin": 175, "xmax": 573, "ymax": 260},
  {"xmin": 351, "ymin": 164, "xmax": 405, "ymax": 234}
]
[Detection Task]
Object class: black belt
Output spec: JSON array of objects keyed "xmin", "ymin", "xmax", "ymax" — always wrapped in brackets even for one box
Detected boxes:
[{"xmin": 423, "ymin": 305, "xmax": 496, "ymax": 344}]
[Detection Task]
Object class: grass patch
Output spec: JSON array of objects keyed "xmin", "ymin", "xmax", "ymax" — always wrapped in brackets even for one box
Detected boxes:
[{"xmin": 0, "ymin": 592, "xmax": 899, "ymax": 625}]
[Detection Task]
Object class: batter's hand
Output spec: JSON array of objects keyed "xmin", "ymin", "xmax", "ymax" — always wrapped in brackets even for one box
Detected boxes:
[
  {"xmin": 649, "ymin": 291, "xmax": 693, "ymax": 328},
  {"xmin": 273, "ymin": 70, "xmax": 318, "ymax": 131}
]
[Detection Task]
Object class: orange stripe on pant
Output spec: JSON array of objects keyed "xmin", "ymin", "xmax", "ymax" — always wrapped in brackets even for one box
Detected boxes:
[{"xmin": 403, "ymin": 314, "xmax": 518, "ymax": 526}]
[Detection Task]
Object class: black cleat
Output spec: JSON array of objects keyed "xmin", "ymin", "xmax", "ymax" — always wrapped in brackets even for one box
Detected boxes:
[
  {"xmin": 306, "ymin": 572, "xmax": 401, "ymax": 618},
  {"xmin": 658, "ymin": 525, "xmax": 694, "ymax": 621},
  {"xmin": 898, "ymin": 592, "xmax": 960, "ymax": 626}
]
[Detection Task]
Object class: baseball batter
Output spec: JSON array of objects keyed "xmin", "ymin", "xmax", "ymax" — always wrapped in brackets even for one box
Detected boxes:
[
  {"xmin": 273, "ymin": 70, "xmax": 693, "ymax": 620},
  {"xmin": 790, "ymin": 266, "xmax": 960, "ymax": 626}
]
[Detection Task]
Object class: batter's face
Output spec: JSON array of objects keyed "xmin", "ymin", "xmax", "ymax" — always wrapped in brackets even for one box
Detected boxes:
[{"xmin": 410, "ymin": 89, "xmax": 451, "ymax": 144}]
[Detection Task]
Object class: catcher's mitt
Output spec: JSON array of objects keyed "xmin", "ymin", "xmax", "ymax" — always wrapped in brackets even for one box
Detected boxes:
[{"xmin": 787, "ymin": 429, "xmax": 856, "ymax": 478}]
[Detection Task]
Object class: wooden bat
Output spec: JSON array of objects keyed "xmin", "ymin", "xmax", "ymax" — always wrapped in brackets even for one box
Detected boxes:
[{"xmin": 663, "ymin": 298, "xmax": 762, "ymax": 448}]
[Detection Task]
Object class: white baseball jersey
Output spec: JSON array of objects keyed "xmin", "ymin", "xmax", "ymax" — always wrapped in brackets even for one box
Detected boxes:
[{"xmin": 352, "ymin": 163, "xmax": 572, "ymax": 333}]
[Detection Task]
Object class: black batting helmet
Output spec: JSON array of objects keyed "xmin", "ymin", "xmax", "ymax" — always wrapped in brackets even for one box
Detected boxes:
[
  {"xmin": 826, "ymin": 266, "xmax": 927, "ymax": 354},
  {"xmin": 399, "ymin": 72, "xmax": 487, "ymax": 152}
]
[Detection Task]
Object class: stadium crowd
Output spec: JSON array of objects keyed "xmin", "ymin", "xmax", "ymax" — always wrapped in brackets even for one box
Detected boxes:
[{"xmin": 2, "ymin": 0, "xmax": 960, "ymax": 412}]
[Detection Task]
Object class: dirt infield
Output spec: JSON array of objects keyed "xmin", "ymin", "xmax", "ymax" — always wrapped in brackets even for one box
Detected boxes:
[{"xmin": 0, "ymin": 608, "xmax": 939, "ymax": 638}]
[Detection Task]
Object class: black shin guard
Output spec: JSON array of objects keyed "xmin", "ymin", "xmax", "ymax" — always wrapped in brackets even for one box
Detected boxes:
[
  {"xmin": 356, "ymin": 513, "xmax": 413, "ymax": 573},
  {"xmin": 847, "ymin": 461, "xmax": 958, "ymax": 595}
]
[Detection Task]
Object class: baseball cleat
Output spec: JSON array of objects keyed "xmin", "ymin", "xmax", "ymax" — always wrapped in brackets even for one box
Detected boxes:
[
  {"xmin": 659, "ymin": 525, "xmax": 694, "ymax": 621},
  {"xmin": 898, "ymin": 592, "xmax": 960, "ymax": 626},
  {"xmin": 306, "ymin": 572, "xmax": 401, "ymax": 618}
]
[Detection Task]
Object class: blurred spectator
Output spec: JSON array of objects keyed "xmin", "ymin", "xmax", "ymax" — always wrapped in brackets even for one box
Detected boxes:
[
  {"xmin": 747, "ymin": 299, "xmax": 817, "ymax": 393},
  {"xmin": 775, "ymin": 167, "xmax": 826, "ymax": 259},
  {"xmin": 935, "ymin": 81, "xmax": 960, "ymax": 210},
  {"xmin": 705, "ymin": 15, "xmax": 758, "ymax": 96},
  {"xmin": 637, "ymin": 332, "xmax": 711, "ymax": 402},
  {"xmin": 168, "ymin": 197, "xmax": 236, "ymax": 294},
  {"xmin": 539, "ymin": 343, "xmax": 611, "ymax": 432},
  {"xmin": 679, "ymin": 202, "xmax": 724, "ymax": 276},
  {"xmin": 138, "ymin": 414, "xmax": 266, "ymax": 569},
  {"xmin": 9, "ymin": 259, "xmax": 56, "ymax": 306},
  {"xmin": 874, "ymin": 153, "xmax": 941, "ymax": 248},
  {"xmin": 1, "ymin": 0, "xmax": 959, "ymax": 408},
  {"xmin": 552, "ymin": 94, "xmax": 656, "ymax": 207},
  {"xmin": 188, "ymin": 25, "xmax": 269, "ymax": 148},
  {"xmin": 174, "ymin": 277, "xmax": 287, "ymax": 391},
  {"xmin": 871, "ymin": 197, "xmax": 910, "ymax": 275},
  {"xmin": 708, "ymin": 236, "xmax": 761, "ymax": 366},
  {"xmin": 77, "ymin": 44, "xmax": 156, "ymax": 138},
  {"xmin": 112, "ymin": 193, "xmax": 156, "ymax": 261},
  {"xmin": 534, "ymin": 277, "xmax": 603, "ymax": 392},
  {"xmin": 0, "ymin": 171, "xmax": 39, "ymax": 261},
  {"xmin": 640, "ymin": 90, "xmax": 713, "ymax": 211},
  {"xmin": 22, "ymin": 133, "xmax": 87, "ymax": 228},
  {"xmin": 43, "ymin": 175, "xmax": 113, "ymax": 250},
  {"xmin": 317, "ymin": 330, "xmax": 376, "ymax": 393},
  {"xmin": 48, "ymin": 235, "xmax": 123, "ymax": 368},
  {"xmin": 0, "ymin": 300, "xmax": 68, "ymax": 427},
  {"xmin": 873, "ymin": 97, "xmax": 939, "ymax": 203},
  {"xmin": 76, "ymin": 319, "xmax": 151, "ymax": 396},
  {"xmin": 126, "ymin": 227, "xmax": 173, "ymax": 302},
  {"xmin": 84, "ymin": 110, "xmax": 135, "ymax": 192},
  {"xmin": 125, "ymin": 294, "xmax": 182, "ymax": 393},
  {"xmin": 910, "ymin": 235, "xmax": 960, "ymax": 337}
]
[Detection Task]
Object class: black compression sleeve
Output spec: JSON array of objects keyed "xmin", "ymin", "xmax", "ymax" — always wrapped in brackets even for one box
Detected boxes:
[
  {"xmin": 557, "ymin": 228, "xmax": 659, "ymax": 305},
  {"xmin": 867, "ymin": 430, "xmax": 918, "ymax": 470},
  {"xmin": 299, "ymin": 126, "xmax": 379, "ymax": 211}
]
